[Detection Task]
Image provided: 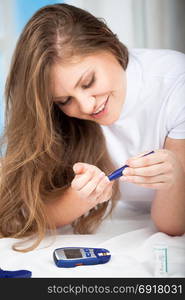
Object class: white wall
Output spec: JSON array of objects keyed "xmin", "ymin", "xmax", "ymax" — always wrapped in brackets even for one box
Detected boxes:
[
  {"xmin": 0, "ymin": 0, "xmax": 17, "ymax": 76},
  {"xmin": 66, "ymin": 0, "xmax": 185, "ymax": 53},
  {"xmin": 0, "ymin": 0, "xmax": 17, "ymax": 128}
]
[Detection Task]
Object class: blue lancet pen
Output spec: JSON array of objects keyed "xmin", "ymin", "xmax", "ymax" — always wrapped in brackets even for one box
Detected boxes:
[{"xmin": 108, "ymin": 151, "xmax": 154, "ymax": 181}]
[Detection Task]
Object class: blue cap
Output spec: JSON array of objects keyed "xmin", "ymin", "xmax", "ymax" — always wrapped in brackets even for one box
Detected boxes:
[{"xmin": 108, "ymin": 164, "xmax": 129, "ymax": 181}]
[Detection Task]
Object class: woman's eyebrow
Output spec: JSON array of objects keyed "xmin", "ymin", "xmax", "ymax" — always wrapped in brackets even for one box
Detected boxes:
[
  {"xmin": 74, "ymin": 69, "xmax": 90, "ymax": 89},
  {"xmin": 53, "ymin": 97, "xmax": 65, "ymax": 102},
  {"xmin": 73, "ymin": 68, "xmax": 93, "ymax": 89}
]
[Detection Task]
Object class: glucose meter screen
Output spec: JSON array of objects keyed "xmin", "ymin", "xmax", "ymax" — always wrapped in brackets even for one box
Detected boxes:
[{"xmin": 64, "ymin": 249, "xmax": 82, "ymax": 259}]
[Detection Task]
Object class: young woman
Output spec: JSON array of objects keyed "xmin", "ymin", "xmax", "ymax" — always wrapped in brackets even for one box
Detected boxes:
[{"xmin": 0, "ymin": 3, "xmax": 185, "ymax": 251}]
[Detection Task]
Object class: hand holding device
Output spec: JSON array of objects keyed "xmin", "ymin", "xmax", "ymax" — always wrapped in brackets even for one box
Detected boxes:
[
  {"xmin": 118, "ymin": 149, "xmax": 184, "ymax": 190},
  {"xmin": 108, "ymin": 151, "xmax": 154, "ymax": 181}
]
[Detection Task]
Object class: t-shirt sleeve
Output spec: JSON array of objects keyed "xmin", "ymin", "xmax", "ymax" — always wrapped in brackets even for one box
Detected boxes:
[{"xmin": 166, "ymin": 75, "xmax": 185, "ymax": 139}]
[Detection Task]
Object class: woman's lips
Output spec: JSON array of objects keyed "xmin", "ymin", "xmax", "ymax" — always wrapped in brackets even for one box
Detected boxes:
[{"xmin": 90, "ymin": 96, "xmax": 109, "ymax": 119}]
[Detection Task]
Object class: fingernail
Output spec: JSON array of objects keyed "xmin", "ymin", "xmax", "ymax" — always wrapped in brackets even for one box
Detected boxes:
[
  {"xmin": 73, "ymin": 164, "xmax": 78, "ymax": 172},
  {"xmin": 73, "ymin": 164, "xmax": 81, "ymax": 173}
]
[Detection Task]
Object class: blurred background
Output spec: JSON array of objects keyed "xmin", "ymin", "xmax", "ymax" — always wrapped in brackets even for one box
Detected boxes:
[{"xmin": 0, "ymin": 0, "xmax": 185, "ymax": 133}]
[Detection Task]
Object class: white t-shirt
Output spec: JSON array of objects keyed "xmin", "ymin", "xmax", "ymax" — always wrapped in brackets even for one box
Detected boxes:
[{"xmin": 101, "ymin": 48, "xmax": 185, "ymax": 212}]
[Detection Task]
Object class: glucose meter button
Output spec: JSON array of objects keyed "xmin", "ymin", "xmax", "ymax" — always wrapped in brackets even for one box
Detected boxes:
[{"xmin": 84, "ymin": 248, "xmax": 90, "ymax": 252}]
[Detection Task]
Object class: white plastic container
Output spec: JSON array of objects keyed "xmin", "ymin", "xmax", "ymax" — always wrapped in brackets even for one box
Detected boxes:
[{"xmin": 153, "ymin": 244, "xmax": 168, "ymax": 277}]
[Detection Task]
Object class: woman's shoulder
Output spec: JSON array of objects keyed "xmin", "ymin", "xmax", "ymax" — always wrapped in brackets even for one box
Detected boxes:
[{"xmin": 129, "ymin": 48, "xmax": 185, "ymax": 79}]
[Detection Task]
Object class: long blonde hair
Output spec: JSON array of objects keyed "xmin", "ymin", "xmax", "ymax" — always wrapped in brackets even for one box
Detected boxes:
[{"xmin": 0, "ymin": 3, "xmax": 128, "ymax": 251}]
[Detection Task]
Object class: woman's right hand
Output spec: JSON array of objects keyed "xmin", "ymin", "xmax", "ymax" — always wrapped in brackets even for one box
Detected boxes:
[{"xmin": 71, "ymin": 162, "xmax": 113, "ymax": 207}]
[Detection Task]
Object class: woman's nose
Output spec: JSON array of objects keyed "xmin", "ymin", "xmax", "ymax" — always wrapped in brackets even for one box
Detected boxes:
[{"xmin": 78, "ymin": 95, "xmax": 96, "ymax": 114}]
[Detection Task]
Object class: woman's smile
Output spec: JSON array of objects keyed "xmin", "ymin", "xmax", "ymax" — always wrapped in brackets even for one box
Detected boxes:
[{"xmin": 90, "ymin": 95, "xmax": 109, "ymax": 119}]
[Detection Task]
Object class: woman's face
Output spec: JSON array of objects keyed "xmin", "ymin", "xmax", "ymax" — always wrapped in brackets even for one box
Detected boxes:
[{"xmin": 51, "ymin": 51, "xmax": 126, "ymax": 125}]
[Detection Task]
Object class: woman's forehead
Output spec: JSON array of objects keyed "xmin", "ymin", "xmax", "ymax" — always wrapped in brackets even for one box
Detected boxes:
[{"xmin": 54, "ymin": 50, "xmax": 113, "ymax": 67}]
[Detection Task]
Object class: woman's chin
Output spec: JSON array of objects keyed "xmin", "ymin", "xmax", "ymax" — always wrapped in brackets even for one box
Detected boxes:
[{"xmin": 96, "ymin": 113, "xmax": 120, "ymax": 126}]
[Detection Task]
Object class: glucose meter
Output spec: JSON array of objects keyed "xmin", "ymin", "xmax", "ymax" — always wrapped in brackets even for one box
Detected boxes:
[{"xmin": 53, "ymin": 247, "xmax": 111, "ymax": 268}]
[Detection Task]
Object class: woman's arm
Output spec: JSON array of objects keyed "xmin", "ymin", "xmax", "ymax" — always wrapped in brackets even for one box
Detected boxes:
[
  {"xmin": 45, "ymin": 186, "xmax": 96, "ymax": 227},
  {"xmin": 151, "ymin": 137, "xmax": 185, "ymax": 235},
  {"xmin": 45, "ymin": 163, "xmax": 113, "ymax": 227},
  {"xmin": 120, "ymin": 138, "xmax": 185, "ymax": 236}
]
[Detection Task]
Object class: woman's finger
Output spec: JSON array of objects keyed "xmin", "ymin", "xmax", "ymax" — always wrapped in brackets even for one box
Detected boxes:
[
  {"xmin": 79, "ymin": 172, "xmax": 105, "ymax": 197},
  {"xmin": 96, "ymin": 183, "xmax": 113, "ymax": 203},
  {"xmin": 73, "ymin": 162, "xmax": 101, "ymax": 174},
  {"xmin": 94, "ymin": 176, "xmax": 111, "ymax": 196},
  {"xmin": 120, "ymin": 174, "xmax": 169, "ymax": 184},
  {"xmin": 126, "ymin": 150, "xmax": 166, "ymax": 168},
  {"xmin": 71, "ymin": 168, "xmax": 94, "ymax": 190},
  {"xmin": 123, "ymin": 162, "xmax": 168, "ymax": 177},
  {"xmin": 72, "ymin": 163, "xmax": 102, "ymax": 190}
]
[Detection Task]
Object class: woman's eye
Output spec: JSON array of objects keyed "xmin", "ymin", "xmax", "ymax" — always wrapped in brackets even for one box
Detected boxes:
[
  {"xmin": 57, "ymin": 97, "xmax": 72, "ymax": 106},
  {"xmin": 55, "ymin": 74, "xmax": 95, "ymax": 106},
  {"xmin": 82, "ymin": 75, "xmax": 95, "ymax": 89}
]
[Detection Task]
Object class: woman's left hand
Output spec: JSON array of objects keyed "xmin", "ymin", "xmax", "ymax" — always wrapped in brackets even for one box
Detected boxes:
[{"xmin": 120, "ymin": 149, "xmax": 184, "ymax": 190}]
